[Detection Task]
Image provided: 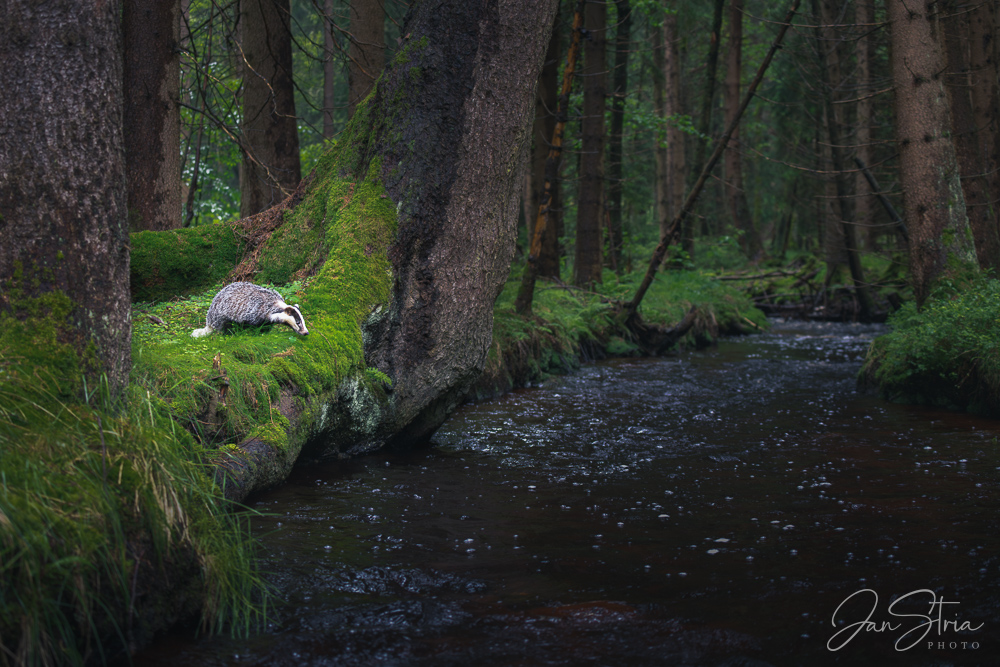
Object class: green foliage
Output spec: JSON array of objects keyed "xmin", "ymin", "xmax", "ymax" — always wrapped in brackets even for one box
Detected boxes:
[{"xmin": 861, "ymin": 276, "xmax": 1000, "ymax": 416}]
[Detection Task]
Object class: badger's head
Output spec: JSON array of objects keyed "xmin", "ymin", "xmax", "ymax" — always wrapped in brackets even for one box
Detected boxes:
[{"xmin": 270, "ymin": 303, "xmax": 309, "ymax": 336}]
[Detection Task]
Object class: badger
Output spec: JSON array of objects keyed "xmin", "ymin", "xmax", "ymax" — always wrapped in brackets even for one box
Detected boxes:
[{"xmin": 191, "ymin": 282, "xmax": 309, "ymax": 338}]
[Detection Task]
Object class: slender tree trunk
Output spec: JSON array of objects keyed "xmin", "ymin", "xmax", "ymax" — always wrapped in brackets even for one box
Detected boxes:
[
  {"xmin": 653, "ymin": 26, "xmax": 669, "ymax": 242},
  {"xmin": 664, "ymin": 9, "xmax": 688, "ymax": 255},
  {"xmin": 887, "ymin": 0, "xmax": 977, "ymax": 305},
  {"xmin": 693, "ymin": 0, "xmax": 726, "ymax": 179},
  {"xmin": 324, "ymin": 0, "xmax": 338, "ymax": 138},
  {"xmin": 723, "ymin": 0, "xmax": 763, "ymax": 262},
  {"xmin": 606, "ymin": 0, "xmax": 631, "ymax": 272},
  {"xmin": 124, "ymin": 0, "xmax": 182, "ymax": 232},
  {"xmin": 820, "ymin": 0, "xmax": 873, "ymax": 320},
  {"xmin": 240, "ymin": 0, "xmax": 302, "ymax": 218},
  {"xmin": 532, "ymin": 11, "xmax": 562, "ymax": 278},
  {"xmin": 348, "ymin": 0, "xmax": 386, "ymax": 119},
  {"xmin": 0, "ymin": 0, "xmax": 131, "ymax": 393},
  {"xmin": 574, "ymin": 0, "xmax": 607, "ymax": 287},
  {"xmin": 855, "ymin": 0, "xmax": 876, "ymax": 250}
]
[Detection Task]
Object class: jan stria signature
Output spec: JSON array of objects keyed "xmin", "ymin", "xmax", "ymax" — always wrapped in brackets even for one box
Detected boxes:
[{"xmin": 827, "ymin": 589, "xmax": 984, "ymax": 652}]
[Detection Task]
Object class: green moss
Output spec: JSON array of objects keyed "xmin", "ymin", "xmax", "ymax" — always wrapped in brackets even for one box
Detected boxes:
[{"xmin": 130, "ymin": 224, "xmax": 244, "ymax": 302}]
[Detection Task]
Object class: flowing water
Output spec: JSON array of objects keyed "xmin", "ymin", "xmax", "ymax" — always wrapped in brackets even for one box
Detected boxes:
[{"xmin": 137, "ymin": 320, "xmax": 1000, "ymax": 666}]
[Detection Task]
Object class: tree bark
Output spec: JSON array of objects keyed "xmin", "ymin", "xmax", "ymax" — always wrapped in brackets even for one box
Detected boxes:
[
  {"xmin": 664, "ymin": 9, "xmax": 688, "ymax": 255},
  {"xmin": 968, "ymin": 0, "xmax": 1000, "ymax": 229},
  {"xmin": 887, "ymin": 0, "xmax": 977, "ymax": 305},
  {"xmin": 124, "ymin": 0, "xmax": 182, "ymax": 232},
  {"xmin": 239, "ymin": 0, "xmax": 302, "ymax": 218},
  {"xmin": 819, "ymin": 0, "xmax": 874, "ymax": 321},
  {"xmin": 358, "ymin": 0, "xmax": 559, "ymax": 447},
  {"xmin": 324, "ymin": 0, "xmax": 338, "ymax": 138},
  {"xmin": 348, "ymin": 0, "xmax": 386, "ymax": 119},
  {"xmin": 723, "ymin": 0, "xmax": 763, "ymax": 262},
  {"xmin": 606, "ymin": 0, "xmax": 630, "ymax": 272},
  {"xmin": 531, "ymin": 10, "xmax": 562, "ymax": 278},
  {"xmin": 0, "ymin": 0, "xmax": 131, "ymax": 393},
  {"xmin": 952, "ymin": 0, "xmax": 1000, "ymax": 272},
  {"xmin": 855, "ymin": 0, "xmax": 876, "ymax": 250},
  {"xmin": 574, "ymin": 0, "xmax": 607, "ymax": 288},
  {"xmin": 653, "ymin": 25, "xmax": 668, "ymax": 242}
]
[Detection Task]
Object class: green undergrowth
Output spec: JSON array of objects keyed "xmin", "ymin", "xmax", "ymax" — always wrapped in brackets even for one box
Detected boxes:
[
  {"xmin": 131, "ymin": 224, "xmax": 244, "ymax": 303},
  {"xmin": 860, "ymin": 275, "xmax": 1000, "ymax": 416},
  {"xmin": 0, "ymin": 363, "xmax": 266, "ymax": 665},
  {"xmin": 477, "ymin": 267, "xmax": 768, "ymax": 397}
]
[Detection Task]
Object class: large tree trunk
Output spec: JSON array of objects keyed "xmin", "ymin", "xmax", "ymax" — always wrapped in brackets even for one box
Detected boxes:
[
  {"xmin": 723, "ymin": 0, "xmax": 763, "ymax": 262},
  {"xmin": 969, "ymin": 1, "xmax": 1000, "ymax": 226},
  {"xmin": 664, "ymin": 9, "xmax": 688, "ymax": 255},
  {"xmin": 239, "ymin": 0, "xmax": 302, "ymax": 218},
  {"xmin": 949, "ymin": 0, "xmax": 1000, "ymax": 272},
  {"xmin": 887, "ymin": 0, "xmax": 976, "ymax": 305},
  {"xmin": 124, "ymin": 0, "xmax": 182, "ymax": 232},
  {"xmin": 348, "ymin": 0, "xmax": 386, "ymax": 119},
  {"xmin": 605, "ymin": 0, "xmax": 630, "ymax": 272},
  {"xmin": 531, "ymin": 11, "xmax": 562, "ymax": 279},
  {"xmin": 0, "ymin": 0, "xmax": 131, "ymax": 393},
  {"xmin": 574, "ymin": 0, "xmax": 606, "ymax": 288}
]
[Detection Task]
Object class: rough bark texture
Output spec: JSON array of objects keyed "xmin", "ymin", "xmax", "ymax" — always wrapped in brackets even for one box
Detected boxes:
[
  {"xmin": 947, "ymin": 0, "xmax": 1000, "ymax": 272},
  {"xmin": 0, "ymin": 0, "xmax": 131, "ymax": 391},
  {"xmin": 348, "ymin": 0, "xmax": 386, "ymax": 119},
  {"xmin": 664, "ymin": 10, "xmax": 687, "ymax": 254},
  {"xmin": 354, "ymin": 0, "xmax": 559, "ymax": 448},
  {"xmin": 606, "ymin": 0, "xmax": 630, "ymax": 271},
  {"xmin": 531, "ymin": 11, "xmax": 562, "ymax": 279},
  {"xmin": 888, "ymin": 0, "xmax": 976, "ymax": 305},
  {"xmin": 124, "ymin": 0, "xmax": 182, "ymax": 232},
  {"xmin": 573, "ymin": 0, "xmax": 606, "ymax": 288},
  {"xmin": 239, "ymin": 0, "xmax": 302, "ymax": 218},
  {"xmin": 324, "ymin": 0, "xmax": 337, "ymax": 138},
  {"xmin": 723, "ymin": 0, "xmax": 762, "ymax": 262}
]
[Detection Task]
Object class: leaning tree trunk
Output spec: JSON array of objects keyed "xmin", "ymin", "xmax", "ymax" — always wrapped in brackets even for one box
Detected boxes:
[
  {"xmin": 124, "ymin": 0, "xmax": 182, "ymax": 232},
  {"xmin": 240, "ymin": 0, "xmax": 302, "ymax": 217},
  {"xmin": 0, "ymin": 0, "xmax": 131, "ymax": 394},
  {"xmin": 887, "ymin": 0, "xmax": 976, "ymax": 305}
]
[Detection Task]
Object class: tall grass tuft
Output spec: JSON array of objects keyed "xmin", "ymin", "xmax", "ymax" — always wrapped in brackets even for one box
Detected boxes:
[{"xmin": 0, "ymin": 363, "xmax": 267, "ymax": 665}]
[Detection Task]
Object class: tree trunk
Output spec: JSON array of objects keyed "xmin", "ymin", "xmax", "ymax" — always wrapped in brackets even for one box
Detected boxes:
[
  {"xmin": 124, "ymin": 0, "xmax": 182, "ymax": 232},
  {"xmin": 532, "ymin": 10, "xmax": 562, "ymax": 278},
  {"xmin": 819, "ymin": 0, "xmax": 874, "ymax": 321},
  {"xmin": 664, "ymin": 9, "xmax": 688, "ymax": 255},
  {"xmin": 324, "ymin": 0, "xmax": 338, "ymax": 138},
  {"xmin": 723, "ymin": 0, "xmax": 763, "ymax": 262},
  {"xmin": 951, "ymin": 0, "xmax": 1000, "ymax": 272},
  {"xmin": 357, "ymin": 0, "xmax": 559, "ymax": 447},
  {"xmin": 693, "ymin": 0, "xmax": 726, "ymax": 185},
  {"xmin": 887, "ymin": 0, "xmax": 977, "ymax": 305},
  {"xmin": 0, "ymin": 0, "xmax": 131, "ymax": 393},
  {"xmin": 606, "ymin": 0, "xmax": 630, "ymax": 272},
  {"xmin": 574, "ymin": 0, "xmax": 607, "ymax": 287},
  {"xmin": 348, "ymin": 0, "xmax": 386, "ymax": 119},
  {"xmin": 855, "ymin": 0, "xmax": 876, "ymax": 250},
  {"xmin": 653, "ymin": 25, "xmax": 669, "ymax": 242},
  {"xmin": 239, "ymin": 0, "xmax": 302, "ymax": 218},
  {"xmin": 969, "ymin": 1, "xmax": 1000, "ymax": 230}
]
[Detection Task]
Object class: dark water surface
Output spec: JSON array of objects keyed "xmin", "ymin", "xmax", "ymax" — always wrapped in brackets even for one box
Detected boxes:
[{"xmin": 138, "ymin": 320, "xmax": 1000, "ymax": 666}]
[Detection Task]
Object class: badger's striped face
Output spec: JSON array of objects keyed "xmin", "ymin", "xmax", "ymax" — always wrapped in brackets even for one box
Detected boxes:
[{"xmin": 284, "ymin": 305, "xmax": 309, "ymax": 335}]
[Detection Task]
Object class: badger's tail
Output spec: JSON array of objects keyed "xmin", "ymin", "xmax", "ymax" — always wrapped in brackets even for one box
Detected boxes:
[{"xmin": 191, "ymin": 325, "xmax": 214, "ymax": 338}]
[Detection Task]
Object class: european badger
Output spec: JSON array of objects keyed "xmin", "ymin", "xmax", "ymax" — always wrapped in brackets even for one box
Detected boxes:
[{"xmin": 191, "ymin": 282, "xmax": 309, "ymax": 338}]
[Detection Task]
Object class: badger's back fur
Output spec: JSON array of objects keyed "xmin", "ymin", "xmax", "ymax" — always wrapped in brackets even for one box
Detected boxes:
[{"xmin": 191, "ymin": 282, "xmax": 309, "ymax": 338}]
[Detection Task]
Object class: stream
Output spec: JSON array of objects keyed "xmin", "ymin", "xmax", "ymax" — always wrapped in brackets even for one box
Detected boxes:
[{"xmin": 136, "ymin": 319, "xmax": 1000, "ymax": 666}]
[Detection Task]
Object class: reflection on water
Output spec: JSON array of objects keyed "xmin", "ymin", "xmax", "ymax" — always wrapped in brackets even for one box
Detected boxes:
[{"xmin": 136, "ymin": 320, "xmax": 1000, "ymax": 666}]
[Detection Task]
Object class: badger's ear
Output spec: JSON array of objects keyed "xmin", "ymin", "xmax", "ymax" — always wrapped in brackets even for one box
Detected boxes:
[{"xmin": 294, "ymin": 304, "xmax": 300, "ymax": 309}]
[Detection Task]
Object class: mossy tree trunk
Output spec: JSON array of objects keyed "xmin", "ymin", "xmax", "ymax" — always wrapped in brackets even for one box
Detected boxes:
[
  {"xmin": 348, "ymin": 0, "xmax": 559, "ymax": 448},
  {"xmin": 887, "ymin": 0, "xmax": 977, "ymax": 305},
  {"xmin": 124, "ymin": 0, "xmax": 182, "ymax": 232},
  {"xmin": 239, "ymin": 0, "xmax": 301, "ymax": 218},
  {"xmin": 0, "ymin": 0, "xmax": 131, "ymax": 393}
]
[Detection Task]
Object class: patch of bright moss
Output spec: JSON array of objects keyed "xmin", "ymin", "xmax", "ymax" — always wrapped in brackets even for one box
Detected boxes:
[{"xmin": 131, "ymin": 224, "xmax": 244, "ymax": 303}]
